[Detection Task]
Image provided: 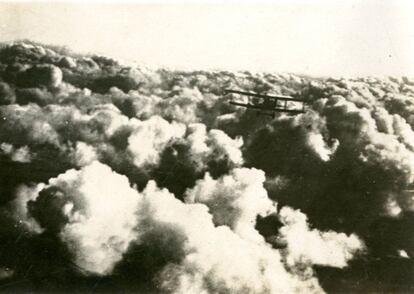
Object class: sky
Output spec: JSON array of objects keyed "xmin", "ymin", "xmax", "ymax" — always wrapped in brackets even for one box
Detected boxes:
[
  {"xmin": 1, "ymin": 2, "xmax": 414, "ymax": 292},
  {"xmin": 0, "ymin": 0, "xmax": 414, "ymax": 77}
]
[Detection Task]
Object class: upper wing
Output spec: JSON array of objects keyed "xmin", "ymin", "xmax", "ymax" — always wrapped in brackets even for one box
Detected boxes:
[{"xmin": 224, "ymin": 89, "xmax": 305, "ymax": 102}]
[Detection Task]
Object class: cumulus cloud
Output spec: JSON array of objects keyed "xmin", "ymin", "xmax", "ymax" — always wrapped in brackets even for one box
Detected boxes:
[
  {"xmin": 13, "ymin": 161, "xmax": 344, "ymax": 293},
  {"xmin": 0, "ymin": 143, "xmax": 32, "ymax": 163},
  {"xmin": 72, "ymin": 141, "xmax": 98, "ymax": 167},
  {"xmin": 16, "ymin": 64, "xmax": 63, "ymax": 88},
  {"xmin": 0, "ymin": 82, "xmax": 15, "ymax": 104},
  {"xmin": 133, "ymin": 181, "xmax": 323, "ymax": 294},
  {"xmin": 1, "ymin": 41, "xmax": 413, "ymax": 292},
  {"xmin": 11, "ymin": 183, "xmax": 45, "ymax": 232},
  {"xmin": 185, "ymin": 123, "xmax": 243, "ymax": 171},
  {"xmin": 28, "ymin": 161, "xmax": 140, "ymax": 275},
  {"xmin": 292, "ymin": 111, "xmax": 339, "ymax": 161},
  {"xmin": 277, "ymin": 207, "xmax": 365, "ymax": 268},
  {"xmin": 185, "ymin": 167, "xmax": 274, "ymax": 242},
  {"xmin": 127, "ymin": 116, "xmax": 186, "ymax": 168}
]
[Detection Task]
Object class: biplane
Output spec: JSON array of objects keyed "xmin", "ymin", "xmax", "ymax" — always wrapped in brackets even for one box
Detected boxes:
[{"xmin": 225, "ymin": 89, "xmax": 306, "ymax": 117}]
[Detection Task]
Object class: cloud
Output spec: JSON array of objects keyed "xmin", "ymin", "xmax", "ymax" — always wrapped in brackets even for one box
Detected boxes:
[
  {"xmin": 277, "ymin": 207, "xmax": 365, "ymax": 268},
  {"xmin": 0, "ymin": 82, "xmax": 15, "ymax": 105},
  {"xmin": 127, "ymin": 116, "xmax": 186, "ymax": 168},
  {"xmin": 0, "ymin": 104, "xmax": 60, "ymax": 147},
  {"xmin": 1, "ymin": 41, "xmax": 413, "ymax": 292},
  {"xmin": 185, "ymin": 123, "xmax": 243, "ymax": 171},
  {"xmin": 72, "ymin": 142, "xmax": 98, "ymax": 167},
  {"xmin": 15, "ymin": 161, "xmax": 341, "ymax": 293},
  {"xmin": 0, "ymin": 143, "xmax": 32, "ymax": 163},
  {"xmin": 185, "ymin": 167, "xmax": 274, "ymax": 242},
  {"xmin": 28, "ymin": 161, "xmax": 141, "ymax": 275},
  {"xmin": 16, "ymin": 64, "xmax": 63, "ymax": 88},
  {"xmin": 131, "ymin": 181, "xmax": 324, "ymax": 294}
]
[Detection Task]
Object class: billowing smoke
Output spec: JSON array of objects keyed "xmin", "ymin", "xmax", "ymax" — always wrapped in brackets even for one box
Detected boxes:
[{"xmin": 0, "ymin": 41, "xmax": 412, "ymax": 292}]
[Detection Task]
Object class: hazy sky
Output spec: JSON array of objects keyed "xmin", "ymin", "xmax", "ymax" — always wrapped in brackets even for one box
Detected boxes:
[{"xmin": 1, "ymin": 0, "xmax": 414, "ymax": 76}]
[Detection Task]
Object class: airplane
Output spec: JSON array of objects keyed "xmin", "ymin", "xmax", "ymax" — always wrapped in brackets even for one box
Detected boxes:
[{"xmin": 225, "ymin": 89, "xmax": 306, "ymax": 117}]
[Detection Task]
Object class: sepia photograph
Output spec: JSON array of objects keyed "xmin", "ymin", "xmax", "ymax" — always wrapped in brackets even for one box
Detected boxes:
[{"xmin": 0, "ymin": 0, "xmax": 413, "ymax": 292}]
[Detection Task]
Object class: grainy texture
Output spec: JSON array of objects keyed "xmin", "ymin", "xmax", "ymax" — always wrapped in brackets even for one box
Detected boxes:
[{"xmin": 0, "ymin": 40, "xmax": 412, "ymax": 293}]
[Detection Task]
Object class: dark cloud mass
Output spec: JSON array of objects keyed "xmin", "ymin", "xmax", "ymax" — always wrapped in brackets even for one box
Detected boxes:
[{"xmin": 0, "ymin": 41, "xmax": 413, "ymax": 293}]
